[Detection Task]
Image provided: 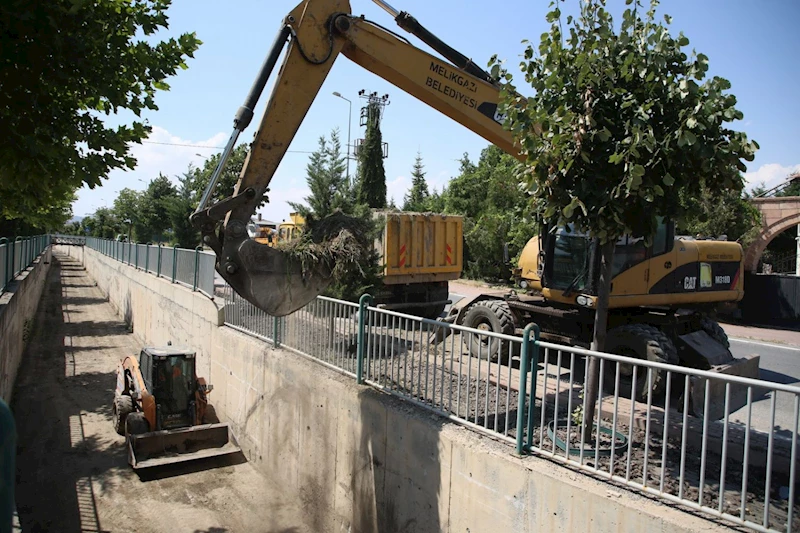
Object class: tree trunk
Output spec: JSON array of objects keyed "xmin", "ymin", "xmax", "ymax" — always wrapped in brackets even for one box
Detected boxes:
[{"xmin": 582, "ymin": 240, "xmax": 615, "ymax": 443}]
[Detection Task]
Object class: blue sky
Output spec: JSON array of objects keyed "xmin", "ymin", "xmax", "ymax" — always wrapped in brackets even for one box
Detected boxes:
[{"xmin": 73, "ymin": 0, "xmax": 800, "ymax": 224}]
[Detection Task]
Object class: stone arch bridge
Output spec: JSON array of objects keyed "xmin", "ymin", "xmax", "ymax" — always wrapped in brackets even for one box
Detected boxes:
[{"xmin": 744, "ymin": 195, "xmax": 800, "ymax": 273}]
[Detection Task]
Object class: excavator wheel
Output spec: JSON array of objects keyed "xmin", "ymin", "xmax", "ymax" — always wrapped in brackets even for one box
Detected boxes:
[
  {"xmin": 700, "ymin": 317, "xmax": 730, "ymax": 350},
  {"xmin": 125, "ymin": 412, "xmax": 149, "ymax": 436},
  {"xmin": 602, "ymin": 324, "xmax": 678, "ymax": 402},
  {"xmin": 112, "ymin": 395, "xmax": 134, "ymax": 436},
  {"xmin": 462, "ymin": 300, "xmax": 517, "ymax": 363}
]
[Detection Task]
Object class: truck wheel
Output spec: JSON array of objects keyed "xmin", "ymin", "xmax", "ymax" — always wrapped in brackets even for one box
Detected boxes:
[
  {"xmin": 112, "ymin": 395, "xmax": 134, "ymax": 436},
  {"xmin": 125, "ymin": 412, "xmax": 149, "ymax": 436},
  {"xmin": 602, "ymin": 324, "xmax": 678, "ymax": 401},
  {"xmin": 462, "ymin": 300, "xmax": 516, "ymax": 362},
  {"xmin": 700, "ymin": 317, "xmax": 730, "ymax": 349}
]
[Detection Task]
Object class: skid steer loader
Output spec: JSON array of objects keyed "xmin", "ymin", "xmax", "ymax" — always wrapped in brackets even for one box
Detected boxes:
[{"xmin": 112, "ymin": 345, "xmax": 241, "ymax": 469}]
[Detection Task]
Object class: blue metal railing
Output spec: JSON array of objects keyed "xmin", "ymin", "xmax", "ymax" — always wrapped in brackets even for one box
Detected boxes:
[
  {"xmin": 0, "ymin": 235, "xmax": 50, "ymax": 296},
  {"xmin": 81, "ymin": 237, "xmax": 217, "ymax": 298}
]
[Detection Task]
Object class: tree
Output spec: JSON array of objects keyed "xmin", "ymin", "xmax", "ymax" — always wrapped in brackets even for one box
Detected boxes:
[
  {"xmin": 403, "ymin": 152, "xmax": 430, "ymax": 211},
  {"xmin": 493, "ymin": 0, "xmax": 757, "ymax": 439},
  {"xmin": 86, "ymin": 207, "xmax": 121, "ymax": 238},
  {"xmin": 138, "ymin": 174, "xmax": 177, "ymax": 242},
  {"xmin": 0, "ymin": 0, "xmax": 200, "ymax": 224},
  {"xmin": 113, "ymin": 188, "xmax": 143, "ymax": 240},
  {"xmin": 290, "ymin": 129, "xmax": 350, "ymax": 219},
  {"xmin": 356, "ymin": 102, "xmax": 387, "ymax": 208},
  {"xmin": 170, "ymin": 168, "xmax": 200, "ymax": 248},
  {"xmin": 680, "ymin": 187, "xmax": 760, "ymax": 245},
  {"xmin": 445, "ymin": 147, "xmax": 535, "ymax": 280}
]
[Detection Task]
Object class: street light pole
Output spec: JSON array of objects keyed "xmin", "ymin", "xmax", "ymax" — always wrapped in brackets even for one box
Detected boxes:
[{"xmin": 332, "ymin": 91, "xmax": 352, "ymax": 180}]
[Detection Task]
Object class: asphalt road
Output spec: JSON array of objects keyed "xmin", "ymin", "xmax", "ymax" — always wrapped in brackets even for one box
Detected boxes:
[{"xmin": 729, "ymin": 338, "xmax": 800, "ymax": 436}]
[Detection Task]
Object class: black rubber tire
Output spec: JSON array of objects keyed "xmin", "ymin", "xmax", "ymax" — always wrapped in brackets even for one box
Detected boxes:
[
  {"xmin": 602, "ymin": 324, "xmax": 678, "ymax": 401},
  {"xmin": 112, "ymin": 395, "xmax": 134, "ymax": 436},
  {"xmin": 700, "ymin": 317, "xmax": 730, "ymax": 349},
  {"xmin": 125, "ymin": 412, "xmax": 149, "ymax": 436},
  {"xmin": 462, "ymin": 300, "xmax": 517, "ymax": 362}
]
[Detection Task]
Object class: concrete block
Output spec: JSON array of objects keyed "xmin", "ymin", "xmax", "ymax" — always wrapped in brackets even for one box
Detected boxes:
[{"xmin": 449, "ymin": 435, "xmax": 528, "ymax": 532}]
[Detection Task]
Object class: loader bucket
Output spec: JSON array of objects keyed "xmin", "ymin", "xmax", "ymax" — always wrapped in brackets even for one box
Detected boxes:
[{"xmin": 127, "ymin": 423, "xmax": 241, "ymax": 470}]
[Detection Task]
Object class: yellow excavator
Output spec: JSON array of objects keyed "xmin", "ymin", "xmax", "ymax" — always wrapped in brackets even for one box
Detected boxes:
[{"xmin": 189, "ymin": 0, "xmax": 759, "ymax": 409}]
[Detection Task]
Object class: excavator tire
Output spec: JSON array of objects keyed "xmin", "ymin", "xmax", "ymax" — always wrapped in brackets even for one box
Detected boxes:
[
  {"xmin": 462, "ymin": 300, "xmax": 516, "ymax": 363},
  {"xmin": 603, "ymin": 324, "xmax": 678, "ymax": 401},
  {"xmin": 125, "ymin": 412, "xmax": 149, "ymax": 436},
  {"xmin": 700, "ymin": 317, "xmax": 730, "ymax": 349},
  {"xmin": 113, "ymin": 395, "xmax": 134, "ymax": 436}
]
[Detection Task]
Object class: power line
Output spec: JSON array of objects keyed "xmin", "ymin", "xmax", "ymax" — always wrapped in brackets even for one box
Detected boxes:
[{"xmin": 140, "ymin": 140, "xmax": 314, "ymax": 154}]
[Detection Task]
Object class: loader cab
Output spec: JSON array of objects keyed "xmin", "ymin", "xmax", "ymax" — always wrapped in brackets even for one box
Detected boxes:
[
  {"xmin": 139, "ymin": 347, "xmax": 197, "ymax": 430},
  {"xmin": 541, "ymin": 218, "xmax": 675, "ymax": 296}
]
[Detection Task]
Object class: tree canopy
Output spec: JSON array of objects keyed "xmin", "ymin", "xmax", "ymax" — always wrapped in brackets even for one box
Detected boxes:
[
  {"xmin": 492, "ymin": 0, "xmax": 758, "ymax": 245},
  {"xmin": 0, "ymin": 0, "xmax": 200, "ymax": 224}
]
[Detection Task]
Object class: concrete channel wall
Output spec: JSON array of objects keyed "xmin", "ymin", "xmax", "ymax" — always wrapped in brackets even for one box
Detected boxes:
[
  {"xmin": 0, "ymin": 247, "xmax": 52, "ymax": 402},
  {"xmin": 78, "ymin": 246, "xmax": 729, "ymax": 533}
]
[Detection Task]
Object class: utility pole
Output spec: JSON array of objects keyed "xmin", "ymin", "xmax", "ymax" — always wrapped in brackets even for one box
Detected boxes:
[{"xmin": 332, "ymin": 91, "xmax": 353, "ymax": 180}]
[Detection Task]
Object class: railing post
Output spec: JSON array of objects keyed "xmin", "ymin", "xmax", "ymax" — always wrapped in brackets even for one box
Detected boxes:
[
  {"xmin": 135, "ymin": 243, "xmax": 139, "ymax": 269},
  {"xmin": 171, "ymin": 245, "xmax": 178, "ymax": 283},
  {"xmin": 193, "ymin": 246, "xmax": 201, "ymax": 291},
  {"xmin": 273, "ymin": 316, "xmax": 281, "ymax": 348},
  {"xmin": 516, "ymin": 323, "xmax": 541, "ymax": 455},
  {"xmin": 0, "ymin": 238, "xmax": 7, "ymax": 289},
  {"xmin": 356, "ymin": 294, "xmax": 373, "ymax": 385},
  {"xmin": 145, "ymin": 243, "xmax": 149, "ymax": 273},
  {"xmin": 14, "ymin": 237, "xmax": 21, "ymax": 277},
  {"xmin": 157, "ymin": 244, "xmax": 162, "ymax": 277}
]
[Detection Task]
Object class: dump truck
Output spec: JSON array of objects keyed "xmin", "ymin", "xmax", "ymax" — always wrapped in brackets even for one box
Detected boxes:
[
  {"xmin": 274, "ymin": 210, "xmax": 463, "ymax": 319},
  {"xmin": 112, "ymin": 345, "xmax": 241, "ymax": 469}
]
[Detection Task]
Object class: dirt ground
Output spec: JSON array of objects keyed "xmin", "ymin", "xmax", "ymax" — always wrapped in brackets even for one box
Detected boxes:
[{"xmin": 12, "ymin": 251, "xmax": 311, "ymax": 533}]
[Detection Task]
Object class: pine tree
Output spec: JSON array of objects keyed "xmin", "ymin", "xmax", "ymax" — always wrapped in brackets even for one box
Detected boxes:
[
  {"xmin": 291, "ymin": 128, "xmax": 351, "ymax": 219},
  {"xmin": 356, "ymin": 102, "xmax": 387, "ymax": 208},
  {"xmin": 403, "ymin": 151, "xmax": 429, "ymax": 211},
  {"xmin": 170, "ymin": 168, "xmax": 200, "ymax": 248}
]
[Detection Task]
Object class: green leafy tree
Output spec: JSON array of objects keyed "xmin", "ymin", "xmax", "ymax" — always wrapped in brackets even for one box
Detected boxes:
[
  {"xmin": 86, "ymin": 207, "xmax": 121, "ymax": 238},
  {"xmin": 62, "ymin": 221, "xmax": 83, "ymax": 236},
  {"xmin": 680, "ymin": 187, "xmax": 760, "ymax": 245},
  {"xmin": 0, "ymin": 0, "xmax": 200, "ymax": 224},
  {"xmin": 403, "ymin": 152, "xmax": 430, "ymax": 211},
  {"xmin": 169, "ymin": 168, "xmax": 200, "ymax": 248},
  {"xmin": 493, "ymin": 0, "xmax": 757, "ymax": 437},
  {"xmin": 356, "ymin": 102, "xmax": 387, "ymax": 208},
  {"xmin": 138, "ymin": 174, "xmax": 177, "ymax": 242},
  {"xmin": 113, "ymin": 188, "xmax": 143, "ymax": 240},
  {"xmin": 445, "ymin": 147, "xmax": 536, "ymax": 280}
]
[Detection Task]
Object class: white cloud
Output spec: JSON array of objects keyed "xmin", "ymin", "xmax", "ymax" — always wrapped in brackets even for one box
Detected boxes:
[
  {"xmin": 260, "ymin": 187, "xmax": 309, "ymax": 225},
  {"xmin": 744, "ymin": 163, "xmax": 800, "ymax": 192},
  {"xmin": 73, "ymin": 126, "xmax": 226, "ymax": 215}
]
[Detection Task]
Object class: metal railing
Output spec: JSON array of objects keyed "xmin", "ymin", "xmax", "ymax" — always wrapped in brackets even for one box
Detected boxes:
[
  {"xmin": 0, "ymin": 235, "xmax": 51, "ymax": 295},
  {"xmin": 82, "ymin": 237, "xmax": 217, "ymax": 298},
  {"xmin": 222, "ymin": 288, "xmax": 799, "ymax": 533}
]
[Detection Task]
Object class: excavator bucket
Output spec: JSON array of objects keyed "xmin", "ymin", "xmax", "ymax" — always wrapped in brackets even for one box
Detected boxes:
[
  {"xmin": 217, "ymin": 238, "xmax": 335, "ymax": 317},
  {"xmin": 127, "ymin": 423, "xmax": 241, "ymax": 470}
]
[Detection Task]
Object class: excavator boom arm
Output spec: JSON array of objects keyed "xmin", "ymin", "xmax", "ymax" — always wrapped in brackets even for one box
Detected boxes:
[{"xmin": 192, "ymin": 0, "xmax": 520, "ymax": 316}]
